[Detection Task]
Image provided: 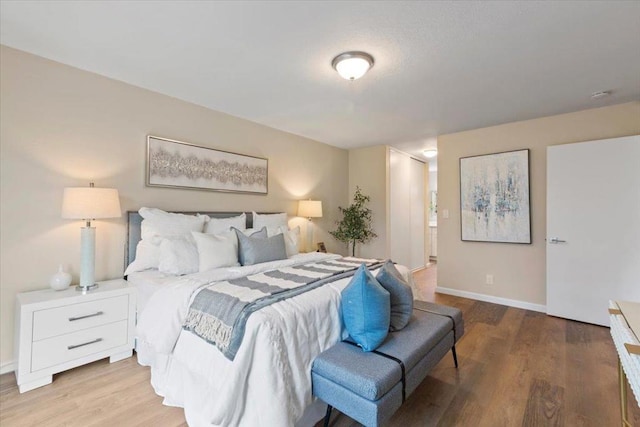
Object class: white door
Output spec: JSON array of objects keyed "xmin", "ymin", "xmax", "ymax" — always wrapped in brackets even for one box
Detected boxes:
[
  {"xmin": 546, "ymin": 135, "xmax": 640, "ymax": 326},
  {"xmin": 390, "ymin": 151, "xmax": 427, "ymax": 270},
  {"xmin": 409, "ymin": 158, "xmax": 426, "ymax": 270},
  {"xmin": 389, "ymin": 150, "xmax": 411, "ymax": 268}
]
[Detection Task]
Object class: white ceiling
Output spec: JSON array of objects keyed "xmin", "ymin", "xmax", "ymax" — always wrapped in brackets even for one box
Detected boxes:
[{"xmin": 1, "ymin": 1, "xmax": 639, "ymax": 160}]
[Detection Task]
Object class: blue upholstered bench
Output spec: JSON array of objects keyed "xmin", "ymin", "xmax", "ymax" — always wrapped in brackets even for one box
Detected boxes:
[{"xmin": 311, "ymin": 301, "xmax": 464, "ymax": 427}]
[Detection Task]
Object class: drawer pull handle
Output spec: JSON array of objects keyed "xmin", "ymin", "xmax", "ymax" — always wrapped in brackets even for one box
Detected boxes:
[
  {"xmin": 67, "ymin": 338, "xmax": 103, "ymax": 350},
  {"xmin": 68, "ymin": 311, "xmax": 103, "ymax": 322}
]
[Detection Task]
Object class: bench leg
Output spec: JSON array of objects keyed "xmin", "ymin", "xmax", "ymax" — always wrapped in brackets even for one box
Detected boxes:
[
  {"xmin": 323, "ymin": 404, "xmax": 333, "ymax": 427},
  {"xmin": 452, "ymin": 345, "xmax": 459, "ymax": 368}
]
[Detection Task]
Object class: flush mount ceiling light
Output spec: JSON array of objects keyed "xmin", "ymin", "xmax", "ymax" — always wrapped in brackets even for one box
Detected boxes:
[
  {"xmin": 332, "ymin": 51, "xmax": 374, "ymax": 80},
  {"xmin": 423, "ymin": 149, "xmax": 438, "ymax": 158}
]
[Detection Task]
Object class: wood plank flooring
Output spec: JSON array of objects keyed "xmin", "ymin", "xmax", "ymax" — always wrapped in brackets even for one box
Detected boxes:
[{"xmin": 1, "ymin": 263, "xmax": 638, "ymax": 426}]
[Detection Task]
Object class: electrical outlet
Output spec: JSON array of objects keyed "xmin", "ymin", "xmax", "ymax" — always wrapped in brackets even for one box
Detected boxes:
[{"xmin": 485, "ymin": 274, "xmax": 494, "ymax": 285}]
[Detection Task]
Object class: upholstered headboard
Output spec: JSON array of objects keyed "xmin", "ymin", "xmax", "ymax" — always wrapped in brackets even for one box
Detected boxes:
[{"xmin": 125, "ymin": 211, "xmax": 256, "ymax": 268}]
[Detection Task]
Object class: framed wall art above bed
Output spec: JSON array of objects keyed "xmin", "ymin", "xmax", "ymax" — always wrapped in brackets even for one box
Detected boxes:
[
  {"xmin": 146, "ymin": 135, "xmax": 268, "ymax": 194},
  {"xmin": 460, "ymin": 149, "xmax": 531, "ymax": 244}
]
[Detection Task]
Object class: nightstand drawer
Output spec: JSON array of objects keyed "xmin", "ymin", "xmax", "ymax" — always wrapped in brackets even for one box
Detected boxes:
[
  {"xmin": 32, "ymin": 295, "xmax": 129, "ymax": 341},
  {"xmin": 31, "ymin": 320, "xmax": 128, "ymax": 372}
]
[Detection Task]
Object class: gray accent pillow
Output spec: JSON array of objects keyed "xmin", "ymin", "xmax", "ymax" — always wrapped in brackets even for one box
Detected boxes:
[
  {"xmin": 234, "ymin": 228, "xmax": 287, "ymax": 266},
  {"xmin": 376, "ymin": 260, "xmax": 414, "ymax": 331},
  {"xmin": 243, "ymin": 227, "xmax": 268, "ymax": 239}
]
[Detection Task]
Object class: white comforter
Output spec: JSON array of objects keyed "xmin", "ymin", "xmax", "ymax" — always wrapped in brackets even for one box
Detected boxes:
[{"xmin": 136, "ymin": 253, "xmax": 414, "ymax": 426}]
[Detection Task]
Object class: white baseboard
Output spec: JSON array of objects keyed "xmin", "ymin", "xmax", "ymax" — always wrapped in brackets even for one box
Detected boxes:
[
  {"xmin": 1, "ymin": 360, "xmax": 16, "ymax": 375},
  {"xmin": 436, "ymin": 286, "xmax": 546, "ymax": 313}
]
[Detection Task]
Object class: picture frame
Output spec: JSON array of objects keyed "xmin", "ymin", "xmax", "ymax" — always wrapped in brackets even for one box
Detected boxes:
[
  {"xmin": 460, "ymin": 149, "xmax": 531, "ymax": 244},
  {"xmin": 146, "ymin": 135, "xmax": 268, "ymax": 194},
  {"xmin": 317, "ymin": 242, "xmax": 327, "ymax": 253}
]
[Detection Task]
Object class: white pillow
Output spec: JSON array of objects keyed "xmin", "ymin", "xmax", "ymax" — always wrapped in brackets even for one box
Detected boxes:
[
  {"xmin": 204, "ymin": 213, "xmax": 246, "ymax": 234},
  {"xmin": 139, "ymin": 207, "xmax": 206, "ymax": 245},
  {"xmin": 252, "ymin": 211, "xmax": 287, "ymax": 229},
  {"xmin": 267, "ymin": 225, "xmax": 300, "ymax": 257},
  {"xmin": 283, "ymin": 226, "xmax": 300, "ymax": 257},
  {"xmin": 158, "ymin": 236, "xmax": 199, "ymax": 276},
  {"xmin": 192, "ymin": 231, "xmax": 240, "ymax": 272},
  {"xmin": 124, "ymin": 240, "xmax": 160, "ymax": 275}
]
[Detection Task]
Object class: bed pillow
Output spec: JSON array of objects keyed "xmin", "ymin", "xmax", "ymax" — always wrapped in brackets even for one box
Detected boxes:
[
  {"xmin": 252, "ymin": 211, "xmax": 288, "ymax": 230},
  {"xmin": 204, "ymin": 213, "xmax": 246, "ymax": 234},
  {"xmin": 158, "ymin": 236, "xmax": 199, "ymax": 276},
  {"xmin": 376, "ymin": 260, "xmax": 414, "ymax": 331},
  {"xmin": 234, "ymin": 229, "xmax": 287, "ymax": 266},
  {"xmin": 192, "ymin": 231, "xmax": 240, "ymax": 271},
  {"xmin": 124, "ymin": 240, "xmax": 160, "ymax": 275},
  {"xmin": 267, "ymin": 225, "xmax": 300, "ymax": 257},
  {"xmin": 282, "ymin": 226, "xmax": 300, "ymax": 257},
  {"xmin": 253, "ymin": 227, "xmax": 268, "ymax": 238},
  {"xmin": 341, "ymin": 264, "xmax": 390, "ymax": 352},
  {"xmin": 241, "ymin": 227, "xmax": 268, "ymax": 238},
  {"xmin": 140, "ymin": 207, "xmax": 206, "ymax": 244}
]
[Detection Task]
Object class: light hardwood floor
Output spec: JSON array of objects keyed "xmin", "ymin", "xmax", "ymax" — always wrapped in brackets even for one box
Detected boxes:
[{"xmin": 1, "ymin": 264, "xmax": 637, "ymax": 426}]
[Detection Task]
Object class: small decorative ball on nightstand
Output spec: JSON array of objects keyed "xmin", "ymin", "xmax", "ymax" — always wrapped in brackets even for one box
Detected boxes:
[{"xmin": 49, "ymin": 264, "xmax": 72, "ymax": 291}]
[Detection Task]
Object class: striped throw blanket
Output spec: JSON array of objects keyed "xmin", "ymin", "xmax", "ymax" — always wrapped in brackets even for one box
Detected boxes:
[{"xmin": 184, "ymin": 257, "xmax": 382, "ymax": 360}]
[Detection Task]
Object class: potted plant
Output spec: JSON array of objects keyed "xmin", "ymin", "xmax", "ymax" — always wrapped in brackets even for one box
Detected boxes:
[{"xmin": 330, "ymin": 186, "xmax": 377, "ymax": 256}]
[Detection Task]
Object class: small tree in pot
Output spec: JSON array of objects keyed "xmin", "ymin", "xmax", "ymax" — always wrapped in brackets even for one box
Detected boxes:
[{"xmin": 330, "ymin": 186, "xmax": 377, "ymax": 256}]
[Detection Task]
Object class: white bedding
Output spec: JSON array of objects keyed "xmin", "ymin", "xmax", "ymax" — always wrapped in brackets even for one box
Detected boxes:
[
  {"xmin": 135, "ymin": 253, "xmax": 415, "ymax": 426},
  {"xmin": 129, "ymin": 253, "xmax": 332, "ymax": 317},
  {"xmin": 126, "ymin": 270, "xmax": 174, "ymax": 314}
]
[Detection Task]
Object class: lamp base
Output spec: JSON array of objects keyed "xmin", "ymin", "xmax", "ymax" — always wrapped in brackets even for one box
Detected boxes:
[
  {"xmin": 76, "ymin": 283, "xmax": 99, "ymax": 292},
  {"xmin": 79, "ymin": 226, "xmax": 96, "ymax": 289},
  {"xmin": 307, "ymin": 219, "xmax": 314, "ymax": 253}
]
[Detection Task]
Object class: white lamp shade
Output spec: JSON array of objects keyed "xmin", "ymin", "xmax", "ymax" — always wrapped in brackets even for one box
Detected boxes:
[
  {"xmin": 62, "ymin": 187, "xmax": 121, "ymax": 219},
  {"xmin": 298, "ymin": 200, "xmax": 323, "ymax": 218}
]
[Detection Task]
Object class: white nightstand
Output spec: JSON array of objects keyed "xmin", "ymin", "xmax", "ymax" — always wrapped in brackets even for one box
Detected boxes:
[{"xmin": 14, "ymin": 279, "xmax": 136, "ymax": 393}]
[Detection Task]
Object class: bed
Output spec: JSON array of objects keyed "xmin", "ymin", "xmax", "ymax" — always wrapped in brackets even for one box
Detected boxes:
[{"xmin": 126, "ymin": 209, "xmax": 415, "ymax": 426}]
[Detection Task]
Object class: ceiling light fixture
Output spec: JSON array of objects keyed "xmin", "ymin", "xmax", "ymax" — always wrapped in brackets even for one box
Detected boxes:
[
  {"xmin": 332, "ymin": 51, "xmax": 374, "ymax": 80},
  {"xmin": 423, "ymin": 149, "xmax": 438, "ymax": 159}
]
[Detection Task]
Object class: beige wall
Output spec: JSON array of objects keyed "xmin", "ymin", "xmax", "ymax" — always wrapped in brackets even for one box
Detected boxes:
[
  {"xmin": 437, "ymin": 102, "xmax": 640, "ymax": 307},
  {"xmin": 348, "ymin": 145, "xmax": 389, "ymax": 259},
  {"xmin": 0, "ymin": 46, "xmax": 349, "ymax": 367}
]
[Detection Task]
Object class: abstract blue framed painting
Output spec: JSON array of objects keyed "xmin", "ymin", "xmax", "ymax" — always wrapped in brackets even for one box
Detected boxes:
[{"xmin": 460, "ymin": 149, "xmax": 531, "ymax": 244}]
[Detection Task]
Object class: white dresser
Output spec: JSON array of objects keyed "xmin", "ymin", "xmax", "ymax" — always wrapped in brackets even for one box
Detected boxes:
[{"xmin": 14, "ymin": 279, "xmax": 136, "ymax": 393}]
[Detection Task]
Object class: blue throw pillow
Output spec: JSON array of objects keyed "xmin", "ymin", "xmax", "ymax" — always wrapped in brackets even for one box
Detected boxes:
[
  {"xmin": 376, "ymin": 260, "xmax": 414, "ymax": 331},
  {"xmin": 341, "ymin": 264, "xmax": 390, "ymax": 351},
  {"xmin": 234, "ymin": 228, "xmax": 286, "ymax": 266}
]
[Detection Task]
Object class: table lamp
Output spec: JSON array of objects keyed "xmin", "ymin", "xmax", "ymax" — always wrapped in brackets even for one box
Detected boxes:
[
  {"xmin": 62, "ymin": 182, "xmax": 121, "ymax": 292},
  {"xmin": 298, "ymin": 200, "xmax": 322, "ymax": 252}
]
